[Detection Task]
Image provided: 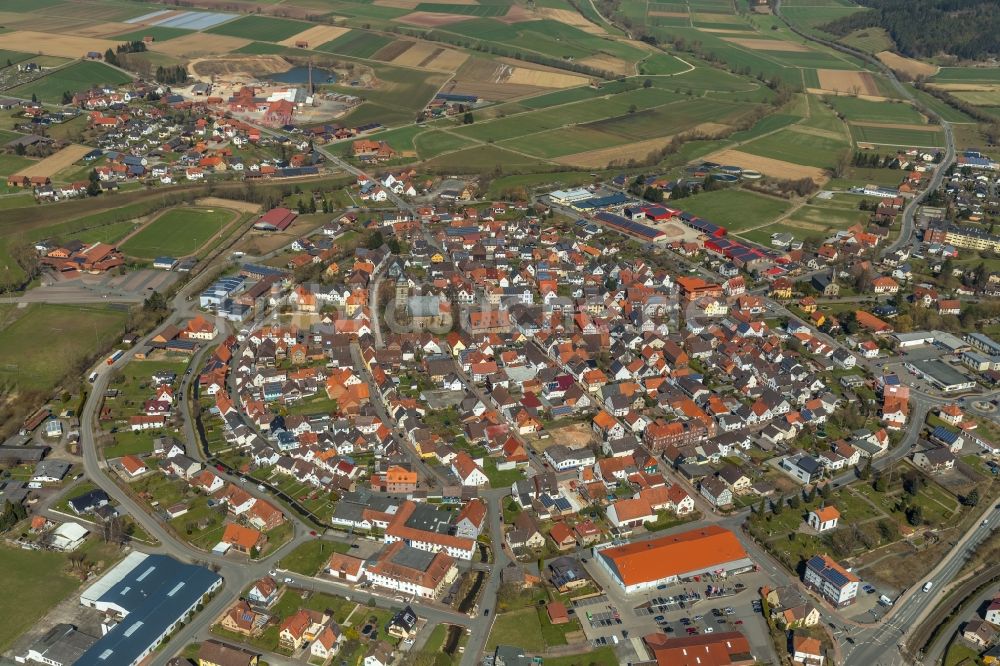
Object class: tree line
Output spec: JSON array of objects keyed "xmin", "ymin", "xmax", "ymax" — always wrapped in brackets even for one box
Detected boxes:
[{"xmin": 820, "ymin": 0, "xmax": 1000, "ymax": 59}]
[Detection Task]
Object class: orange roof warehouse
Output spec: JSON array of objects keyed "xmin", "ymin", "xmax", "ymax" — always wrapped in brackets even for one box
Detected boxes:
[{"xmin": 595, "ymin": 526, "xmax": 754, "ymax": 594}]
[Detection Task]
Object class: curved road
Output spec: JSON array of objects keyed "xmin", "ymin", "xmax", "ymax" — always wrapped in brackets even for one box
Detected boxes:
[{"xmin": 773, "ymin": 0, "xmax": 957, "ymax": 262}]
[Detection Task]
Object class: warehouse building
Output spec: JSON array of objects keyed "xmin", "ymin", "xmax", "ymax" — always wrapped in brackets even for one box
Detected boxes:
[
  {"xmin": 594, "ymin": 525, "xmax": 754, "ymax": 594},
  {"xmin": 905, "ymin": 359, "xmax": 977, "ymax": 393},
  {"xmin": 76, "ymin": 553, "xmax": 222, "ymax": 666}
]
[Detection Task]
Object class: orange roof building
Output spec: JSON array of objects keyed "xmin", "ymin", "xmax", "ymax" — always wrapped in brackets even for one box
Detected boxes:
[
  {"xmin": 221, "ymin": 523, "xmax": 266, "ymax": 554},
  {"xmin": 596, "ymin": 525, "xmax": 752, "ymax": 593},
  {"xmin": 644, "ymin": 631, "xmax": 755, "ymax": 666}
]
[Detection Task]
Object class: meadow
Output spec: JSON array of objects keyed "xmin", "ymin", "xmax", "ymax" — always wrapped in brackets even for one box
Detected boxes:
[
  {"xmin": 8, "ymin": 61, "xmax": 133, "ymax": 104},
  {"xmin": 0, "ymin": 304, "xmax": 128, "ymax": 391},
  {"xmin": 120, "ymin": 207, "xmax": 234, "ymax": 258},
  {"xmin": 0, "ymin": 546, "xmax": 81, "ymax": 652}
]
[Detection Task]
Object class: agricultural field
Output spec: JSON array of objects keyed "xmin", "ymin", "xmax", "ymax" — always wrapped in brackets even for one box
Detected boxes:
[
  {"xmin": 120, "ymin": 207, "xmax": 235, "ymax": 259},
  {"xmin": 849, "ymin": 124, "xmax": 945, "ymax": 148},
  {"xmin": 330, "ymin": 62, "xmax": 450, "ymax": 127},
  {"xmin": 316, "ymin": 30, "xmax": 394, "ymax": 59},
  {"xmin": 0, "ymin": 304, "xmax": 128, "ymax": 392},
  {"xmin": 825, "ymin": 96, "xmax": 926, "ymax": 124},
  {"xmin": 740, "ymin": 128, "xmax": 850, "ymax": 170},
  {"xmin": 8, "ymin": 61, "xmax": 133, "ymax": 103},
  {"xmin": 112, "ymin": 26, "xmax": 192, "ymax": 42},
  {"xmin": 930, "ymin": 68, "xmax": 1000, "ymax": 84},
  {"xmin": 206, "ymin": 15, "xmax": 312, "ymax": 42}
]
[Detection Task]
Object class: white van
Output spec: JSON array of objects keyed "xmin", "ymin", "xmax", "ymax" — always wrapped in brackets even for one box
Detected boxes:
[
  {"xmin": 88, "ymin": 371, "xmax": 98, "ymax": 383},
  {"xmin": 923, "ymin": 581, "xmax": 934, "ymax": 592},
  {"xmin": 878, "ymin": 594, "xmax": 894, "ymax": 607}
]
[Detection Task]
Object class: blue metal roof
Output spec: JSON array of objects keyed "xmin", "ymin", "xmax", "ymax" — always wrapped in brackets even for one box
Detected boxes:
[{"xmin": 931, "ymin": 426, "xmax": 959, "ymax": 443}]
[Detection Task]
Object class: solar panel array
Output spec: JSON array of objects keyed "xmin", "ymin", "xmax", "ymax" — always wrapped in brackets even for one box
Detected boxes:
[{"xmin": 594, "ymin": 212, "xmax": 666, "ymax": 241}]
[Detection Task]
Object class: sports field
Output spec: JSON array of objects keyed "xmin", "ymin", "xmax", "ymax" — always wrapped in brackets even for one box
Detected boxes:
[
  {"xmin": 8, "ymin": 61, "xmax": 133, "ymax": 103},
  {"xmin": 207, "ymin": 15, "xmax": 311, "ymax": 41},
  {"xmin": 0, "ymin": 304, "xmax": 128, "ymax": 391},
  {"xmin": 120, "ymin": 207, "xmax": 233, "ymax": 258},
  {"xmin": 675, "ymin": 189, "xmax": 793, "ymax": 232}
]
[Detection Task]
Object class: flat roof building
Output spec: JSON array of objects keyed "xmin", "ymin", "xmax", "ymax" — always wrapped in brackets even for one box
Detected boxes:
[
  {"xmin": 906, "ymin": 359, "xmax": 977, "ymax": 392},
  {"xmin": 594, "ymin": 525, "xmax": 753, "ymax": 594},
  {"xmin": 24, "ymin": 624, "xmax": 97, "ymax": 666},
  {"xmin": 76, "ymin": 553, "xmax": 222, "ymax": 666}
]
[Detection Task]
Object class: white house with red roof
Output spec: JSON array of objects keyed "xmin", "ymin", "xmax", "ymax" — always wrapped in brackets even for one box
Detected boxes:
[{"xmin": 807, "ymin": 506, "xmax": 840, "ymax": 533}]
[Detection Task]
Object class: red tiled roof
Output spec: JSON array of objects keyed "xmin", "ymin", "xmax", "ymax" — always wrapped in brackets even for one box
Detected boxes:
[{"xmin": 599, "ymin": 526, "xmax": 748, "ymax": 587}]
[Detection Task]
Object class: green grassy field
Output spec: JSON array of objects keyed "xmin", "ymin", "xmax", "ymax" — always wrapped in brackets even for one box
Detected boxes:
[
  {"xmin": 278, "ymin": 539, "xmax": 349, "ymax": 575},
  {"xmin": 330, "ymin": 62, "xmax": 449, "ymax": 127},
  {"xmin": 839, "ymin": 27, "xmax": 893, "ymax": 53},
  {"xmin": 120, "ymin": 207, "xmax": 233, "ymax": 258},
  {"xmin": 2, "ymin": 0, "xmax": 64, "ymax": 10},
  {"xmin": 316, "ymin": 30, "xmax": 394, "ymax": 59},
  {"xmin": 827, "ymin": 96, "xmax": 925, "ymax": 124},
  {"xmin": 413, "ymin": 130, "xmax": 478, "ymax": 158},
  {"xmin": 849, "ymin": 124, "xmax": 945, "ymax": 147},
  {"xmin": 0, "ymin": 304, "xmax": 127, "ymax": 391},
  {"xmin": 8, "ymin": 61, "xmax": 133, "ymax": 103},
  {"xmin": 674, "ymin": 189, "xmax": 793, "ymax": 231},
  {"xmin": 0, "ymin": 154, "xmax": 36, "ymax": 177},
  {"xmin": 0, "ymin": 50, "xmax": 34, "ymax": 67},
  {"xmin": 439, "ymin": 18, "xmax": 646, "ymax": 64},
  {"xmin": 112, "ymin": 26, "xmax": 191, "ymax": 42},
  {"xmin": 0, "ymin": 546, "xmax": 81, "ymax": 652},
  {"xmin": 741, "ymin": 128, "xmax": 850, "ymax": 169},
  {"xmin": 207, "ymin": 15, "xmax": 311, "ymax": 41},
  {"xmin": 414, "ymin": 2, "xmax": 510, "ymax": 15},
  {"xmin": 931, "ymin": 67, "xmax": 1000, "ymax": 83}
]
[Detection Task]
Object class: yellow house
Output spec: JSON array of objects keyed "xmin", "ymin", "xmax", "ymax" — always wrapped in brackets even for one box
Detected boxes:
[{"xmin": 431, "ymin": 252, "xmax": 445, "ymax": 263}]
